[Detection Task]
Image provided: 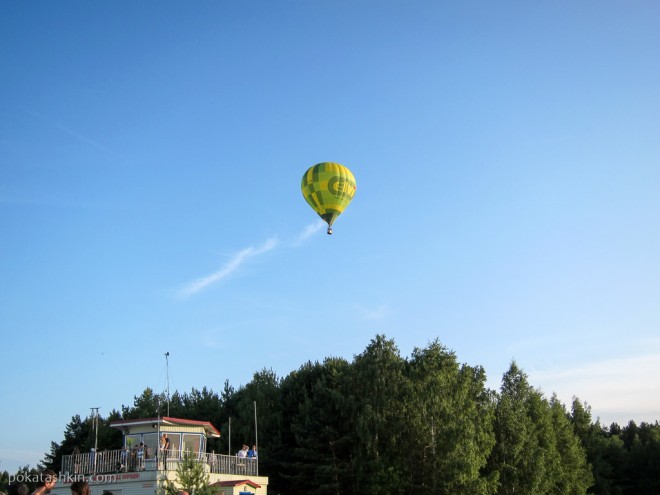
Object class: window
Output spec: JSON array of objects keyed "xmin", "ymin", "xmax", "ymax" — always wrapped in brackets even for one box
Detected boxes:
[
  {"xmin": 125, "ymin": 435, "xmax": 140, "ymax": 449},
  {"xmin": 182, "ymin": 434, "xmax": 201, "ymax": 456},
  {"xmin": 142, "ymin": 433, "xmax": 158, "ymax": 459},
  {"xmin": 167, "ymin": 433, "xmax": 181, "ymax": 458}
]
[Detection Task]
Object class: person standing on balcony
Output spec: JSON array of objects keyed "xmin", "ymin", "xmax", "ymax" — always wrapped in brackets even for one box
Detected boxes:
[
  {"xmin": 247, "ymin": 445, "xmax": 257, "ymax": 459},
  {"xmin": 237, "ymin": 445, "xmax": 248, "ymax": 458},
  {"xmin": 160, "ymin": 433, "xmax": 171, "ymax": 470},
  {"xmin": 137, "ymin": 443, "xmax": 145, "ymax": 470},
  {"xmin": 119, "ymin": 446, "xmax": 128, "ymax": 472}
]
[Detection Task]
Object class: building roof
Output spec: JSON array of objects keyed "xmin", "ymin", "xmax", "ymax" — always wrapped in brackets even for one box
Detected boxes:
[
  {"xmin": 209, "ymin": 480, "xmax": 261, "ymax": 489},
  {"xmin": 110, "ymin": 417, "xmax": 221, "ymax": 437}
]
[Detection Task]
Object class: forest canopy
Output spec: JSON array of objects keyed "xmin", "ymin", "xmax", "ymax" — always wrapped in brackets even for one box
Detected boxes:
[{"xmin": 5, "ymin": 335, "xmax": 659, "ymax": 495}]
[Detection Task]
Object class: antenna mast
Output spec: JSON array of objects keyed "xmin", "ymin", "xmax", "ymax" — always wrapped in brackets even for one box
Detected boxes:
[
  {"xmin": 165, "ymin": 352, "xmax": 170, "ymax": 417},
  {"xmin": 254, "ymin": 401, "xmax": 259, "ymax": 476}
]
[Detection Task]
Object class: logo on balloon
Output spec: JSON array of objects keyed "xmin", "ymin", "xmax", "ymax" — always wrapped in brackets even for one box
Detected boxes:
[{"xmin": 328, "ymin": 176, "xmax": 356, "ymax": 198}]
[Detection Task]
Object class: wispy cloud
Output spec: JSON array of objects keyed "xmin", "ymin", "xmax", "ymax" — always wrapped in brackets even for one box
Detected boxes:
[
  {"xmin": 529, "ymin": 351, "xmax": 660, "ymax": 425},
  {"xmin": 177, "ymin": 238, "xmax": 278, "ymax": 298}
]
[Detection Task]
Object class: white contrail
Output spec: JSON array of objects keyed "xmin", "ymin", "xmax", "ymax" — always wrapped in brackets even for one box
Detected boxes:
[
  {"xmin": 20, "ymin": 105, "xmax": 111, "ymax": 153},
  {"xmin": 291, "ymin": 221, "xmax": 325, "ymax": 246},
  {"xmin": 177, "ymin": 222, "xmax": 328, "ymax": 298},
  {"xmin": 177, "ymin": 238, "xmax": 278, "ymax": 298}
]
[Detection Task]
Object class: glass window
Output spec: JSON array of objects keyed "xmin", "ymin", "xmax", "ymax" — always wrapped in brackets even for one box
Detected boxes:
[
  {"xmin": 125, "ymin": 435, "xmax": 140, "ymax": 449},
  {"xmin": 167, "ymin": 433, "xmax": 181, "ymax": 458},
  {"xmin": 142, "ymin": 433, "xmax": 158, "ymax": 459},
  {"xmin": 182, "ymin": 434, "xmax": 201, "ymax": 455}
]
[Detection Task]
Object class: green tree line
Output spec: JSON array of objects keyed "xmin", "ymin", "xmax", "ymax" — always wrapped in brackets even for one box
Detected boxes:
[{"xmin": 4, "ymin": 335, "xmax": 659, "ymax": 495}]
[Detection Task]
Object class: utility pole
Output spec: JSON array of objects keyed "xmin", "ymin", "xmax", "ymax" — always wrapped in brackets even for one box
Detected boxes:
[
  {"xmin": 90, "ymin": 407, "xmax": 100, "ymax": 473},
  {"xmin": 156, "ymin": 395, "xmax": 161, "ymax": 471}
]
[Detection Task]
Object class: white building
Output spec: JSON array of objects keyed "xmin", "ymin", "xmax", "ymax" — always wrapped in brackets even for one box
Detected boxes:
[{"xmin": 49, "ymin": 417, "xmax": 268, "ymax": 495}]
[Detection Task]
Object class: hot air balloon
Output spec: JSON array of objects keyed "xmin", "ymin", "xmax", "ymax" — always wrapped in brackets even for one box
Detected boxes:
[{"xmin": 301, "ymin": 162, "xmax": 356, "ymax": 235}]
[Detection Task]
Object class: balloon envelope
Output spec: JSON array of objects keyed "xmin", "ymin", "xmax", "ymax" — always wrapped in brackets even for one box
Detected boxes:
[{"xmin": 301, "ymin": 162, "xmax": 356, "ymax": 230}]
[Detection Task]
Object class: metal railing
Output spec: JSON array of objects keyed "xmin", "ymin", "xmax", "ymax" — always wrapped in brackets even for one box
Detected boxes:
[
  {"xmin": 61, "ymin": 450, "xmax": 258, "ymax": 477},
  {"xmin": 205, "ymin": 452, "xmax": 258, "ymax": 477}
]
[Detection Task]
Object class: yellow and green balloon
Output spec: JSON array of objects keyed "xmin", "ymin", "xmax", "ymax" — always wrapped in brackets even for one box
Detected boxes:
[{"xmin": 301, "ymin": 162, "xmax": 356, "ymax": 235}]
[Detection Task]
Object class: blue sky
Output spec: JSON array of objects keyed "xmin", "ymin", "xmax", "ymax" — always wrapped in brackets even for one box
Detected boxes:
[{"xmin": 2, "ymin": 0, "xmax": 660, "ymax": 473}]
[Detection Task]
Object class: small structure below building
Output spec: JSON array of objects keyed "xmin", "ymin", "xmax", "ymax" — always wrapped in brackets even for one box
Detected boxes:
[{"xmin": 210, "ymin": 479, "xmax": 262, "ymax": 495}]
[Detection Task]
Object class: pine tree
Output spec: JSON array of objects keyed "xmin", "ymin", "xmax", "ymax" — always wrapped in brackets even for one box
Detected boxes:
[
  {"xmin": 162, "ymin": 451, "xmax": 212, "ymax": 495},
  {"xmin": 488, "ymin": 362, "xmax": 558, "ymax": 495},
  {"xmin": 349, "ymin": 335, "xmax": 408, "ymax": 494},
  {"xmin": 548, "ymin": 395, "xmax": 593, "ymax": 494},
  {"xmin": 405, "ymin": 340, "xmax": 497, "ymax": 495}
]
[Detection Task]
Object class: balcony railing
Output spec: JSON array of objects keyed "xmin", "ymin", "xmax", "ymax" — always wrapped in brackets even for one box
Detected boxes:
[{"xmin": 61, "ymin": 450, "xmax": 258, "ymax": 477}]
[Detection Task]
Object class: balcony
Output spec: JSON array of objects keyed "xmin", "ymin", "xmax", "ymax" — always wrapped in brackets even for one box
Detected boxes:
[{"xmin": 61, "ymin": 450, "xmax": 259, "ymax": 477}]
